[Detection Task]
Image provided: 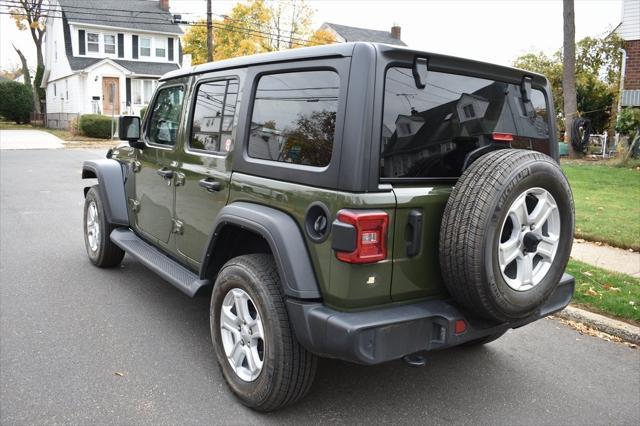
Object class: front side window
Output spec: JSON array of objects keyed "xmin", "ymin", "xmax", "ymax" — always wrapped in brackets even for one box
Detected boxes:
[
  {"xmin": 381, "ymin": 67, "xmax": 551, "ymax": 179},
  {"xmin": 140, "ymin": 38, "xmax": 151, "ymax": 57},
  {"xmin": 190, "ymin": 79, "xmax": 239, "ymax": 153},
  {"xmin": 104, "ymin": 34, "xmax": 116, "ymax": 54},
  {"xmin": 147, "ymin": 86, "xmax": 184, "ymax": 146},
  {"xmin": 87, "ymin": 33, "xmax": 99, "ymax": 52},
  {"xmin": 248, "ymin": 70, "xmax": 339, "ymax": 167}
]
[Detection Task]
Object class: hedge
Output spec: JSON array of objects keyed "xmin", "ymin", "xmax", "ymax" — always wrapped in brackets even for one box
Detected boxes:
[
  {"xmin": 0, "ymin": 81, "xmax": 33, "ymax": 124},
  {"xmin": 79, "ymin": 114, "xmax": 115, "ymax": 139},
  {"xmin": 139, "ymin": 105, "xmax": 148, "ymax": 120}
]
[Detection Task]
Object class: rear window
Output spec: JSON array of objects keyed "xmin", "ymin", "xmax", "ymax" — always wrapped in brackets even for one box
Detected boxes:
[
  {"xmin": 381, "ymin": 67, "xmax": 550, "ymax": 179},
  {"xmin": 248, "ymin": 70, "xmax": 339, "ymax": 168}
]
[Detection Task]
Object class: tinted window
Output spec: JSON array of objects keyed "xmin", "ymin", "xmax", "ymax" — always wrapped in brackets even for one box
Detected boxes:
[
  {"xmin": 248, "ymin": 70, "xmax": 339, "ymax": 167},
  {"xmin": 147, "ymin": 85, "xmax": 184, "ymax": 146},
  {"xmin": 381, "ymin": 67, "xmax": 550, "ymax": 179},
  {"xmin": 190, "ymin": 79, "xmax": 239, "ymax": 154}
]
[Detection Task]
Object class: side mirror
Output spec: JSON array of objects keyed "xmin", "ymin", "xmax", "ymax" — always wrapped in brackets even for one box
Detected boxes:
[
  {"xmin": 412, "ymin": 57, "xmax": 428, "ymax": 89},
  {"xmin": 118, "ymin": 115, "xmax": 144, "ymax": 149}
]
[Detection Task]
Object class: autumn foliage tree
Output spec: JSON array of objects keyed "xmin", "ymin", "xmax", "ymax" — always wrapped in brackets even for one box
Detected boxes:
[
  {"xmin": 183, "ymin": 0, "xmax": 335, "ymax": 65},
  {"xmin": 10, "ymin": 0, "xmax": 46, "ymax": 113}
]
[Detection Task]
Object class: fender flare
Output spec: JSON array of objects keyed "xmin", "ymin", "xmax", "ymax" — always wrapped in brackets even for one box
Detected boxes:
[
  {"xmin": 82, "ymin": 159, "xmax": 129, "ymax": 226},
  {"xmin": 201, "ymin": 202, "xmax": 322, "ymax": 300}
]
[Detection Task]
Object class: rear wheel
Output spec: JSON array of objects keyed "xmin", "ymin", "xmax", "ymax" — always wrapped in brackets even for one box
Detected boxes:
[
  {"xmin": 83, "ymin": 185, "xmax": 125, "ymax": 267},
  {"xmin": 439, "ymin": 149, "xmax": 574, "ymax": 322},
  {"xmin": 210, "ymin": 254, "xmax": 317, "ymax": 412}
]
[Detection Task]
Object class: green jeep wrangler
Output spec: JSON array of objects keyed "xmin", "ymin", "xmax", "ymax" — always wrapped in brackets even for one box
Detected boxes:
[{"xmin": 82, "ymin": 42, "xmax": 575, "ymax": 411}]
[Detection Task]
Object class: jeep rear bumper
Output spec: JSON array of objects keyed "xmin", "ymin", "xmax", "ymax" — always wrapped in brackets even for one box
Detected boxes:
[{"xmin": 286, "ymin": 273, "xmax": 574, "ymax": 365}]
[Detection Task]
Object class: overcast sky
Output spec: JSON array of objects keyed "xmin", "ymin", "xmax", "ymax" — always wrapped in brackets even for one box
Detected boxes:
[{"xmin": 0, "ymin": 0, "xmax": 623, "ymax": 71}]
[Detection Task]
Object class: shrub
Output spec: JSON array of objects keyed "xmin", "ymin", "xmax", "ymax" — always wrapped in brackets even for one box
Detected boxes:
[
  {"xmin": 79, "ymin": 114, "xmax": 115, "ymax": 139},
  {"xmin": 0, "ymin": 81, "xmax": 33, "ymax": 124},
  {"xmin": 139, "ymin": 105, "xmax": 148, "ymax": 120},
  {"xmin": 615, "ymin": 107, "xmax": 640, "ymax": 138}
]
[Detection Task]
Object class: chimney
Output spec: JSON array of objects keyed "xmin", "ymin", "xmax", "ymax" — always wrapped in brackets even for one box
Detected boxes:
[
  {"xmin": 391, "ymin": 25, "xmax": 401, "ymax": 40},
  {"xmin": 160, "ymin": 0, "xmax": 169, "ymax": 11}
]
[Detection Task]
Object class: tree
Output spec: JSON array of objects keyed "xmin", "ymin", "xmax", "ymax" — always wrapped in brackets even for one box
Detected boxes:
[
  {"xmin": 182, "ymin": 0, "xmax": 334, "ymax": 65},
  {"xmin": 10, "ymin": 0, "xmax": 46, "ymax": 113},
  {"xmin": 513, "ymin": 34, "xmax": 623, "ymax": 137},
  {"xmin": 563, "ymin": 0, "xmax": 578, "ymax": 157},
  {"xmin": 13, "ymin": 44, "xmax": 32, "ymax": 91}
]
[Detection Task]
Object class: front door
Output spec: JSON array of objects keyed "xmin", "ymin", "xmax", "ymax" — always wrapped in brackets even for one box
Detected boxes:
[
  {"xmin": 131, "ymin": 84, "xmax": 185, "ymax": 245},
  {"xmin": 174, "ymin": 76, "xmax": 240, "ymax": 267},
  {"xmin": 102, "ymin": 77, "xmax": 120, "ymax": 115}
]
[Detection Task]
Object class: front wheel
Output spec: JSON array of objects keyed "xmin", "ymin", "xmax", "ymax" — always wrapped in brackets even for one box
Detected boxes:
[
  {"xmin": 210, "ymin": 254, "xmax": 317, "ymax": 412},
  {"xmin": 83, "ymin": 185, "xmax": 125, "ymax": 267}
]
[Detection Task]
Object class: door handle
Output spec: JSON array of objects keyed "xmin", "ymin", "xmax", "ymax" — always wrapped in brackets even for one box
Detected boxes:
[
  {"xmin": 199, "ymin": 178, "xmax": 221, "ymax": 192},
  {"xmin": 406, "ymin": 210, "xmax": 423, "ymax": 258},
  {"xmin": 157, "ymin": 168, "xmax": 174, "ymax": 179}
]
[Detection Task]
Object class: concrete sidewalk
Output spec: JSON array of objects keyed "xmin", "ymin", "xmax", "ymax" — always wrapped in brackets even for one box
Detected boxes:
[
  {"xmin": 0, "ymin": 130, "xmax": 64, "ymax": 150},
  {"xmin": 571, "ymin": 239, "xmax": 640, "ymax": 277}
]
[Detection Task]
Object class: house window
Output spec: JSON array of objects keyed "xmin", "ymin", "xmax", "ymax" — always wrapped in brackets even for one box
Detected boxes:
[
  {"xmin": 132, "ymin": 79, "xmax": 157, "ymax": 105},
  {"xmin": 132, "ymin": 80, "xmax": 142, "ymax": 105},
  {"xmin": 87, "ymin": 33, "xmax": 99, "ymax": 52},
  {"xmin": 143, "ymin": 80, "xmax": 153, "ymax": 103},
  {"xmin": 155, "ymin": 39, "xmax": 166, "ymax": 57},
  {"xmin": 104, "ymin": 35, "xmax": 116, "ymax": 54},
  {"xmin": 140, "ymin": 38, "xmax": 151, "ymax": 57},
  {"xmin": 53, "ymin": 83, "xmax": 56, "ymax": 97}
]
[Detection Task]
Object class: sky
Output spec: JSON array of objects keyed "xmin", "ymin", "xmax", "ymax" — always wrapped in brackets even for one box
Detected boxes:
[{"xmin": 0, "ymin": 0, "xmax": 624, "ymax": 71}]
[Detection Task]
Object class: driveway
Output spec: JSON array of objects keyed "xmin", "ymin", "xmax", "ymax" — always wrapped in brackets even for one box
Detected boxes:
[
  {"xmin": 0, "ymin": 129, "xmax": 64, "ymax": 150},
  {"xmin": 1, "ymin": 149, "xmax": 639, "ymax": 425}
]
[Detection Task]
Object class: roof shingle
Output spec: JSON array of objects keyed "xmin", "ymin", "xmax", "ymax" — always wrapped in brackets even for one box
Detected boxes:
[
  {"xmin": 58, "ymin": 0, "xmax": 183, "ymax": 34},
  {"xmin": 323, "ymin": 22, "xmax": 406, "ymax": 46}
]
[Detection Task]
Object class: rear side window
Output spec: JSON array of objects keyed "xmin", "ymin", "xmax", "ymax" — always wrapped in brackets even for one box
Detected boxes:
[
  {"xmin": 190, "ymin": 78, "xmax": 239, "ymax": 154},
  {"xmin": 147, "ymin": 85, "xmax": 184, "ymax": 146},
  {"xmin": 381, "ymin": 67, "xmax": 551, "ymax": 179},
  {"xmin": 248, "ymin": 70, "xmax": 339, "ymax": 167}
]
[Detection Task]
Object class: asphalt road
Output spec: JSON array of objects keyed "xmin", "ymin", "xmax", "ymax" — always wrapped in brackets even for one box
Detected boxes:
[{"xmin": 1, "ymin": 148, "xmax": 639, "ymax": 425}]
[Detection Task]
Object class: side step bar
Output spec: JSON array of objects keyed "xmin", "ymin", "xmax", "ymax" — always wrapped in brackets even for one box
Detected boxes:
[{"xmin": 110, "ymin": 228, "xmax": 210, "ymax": 297}]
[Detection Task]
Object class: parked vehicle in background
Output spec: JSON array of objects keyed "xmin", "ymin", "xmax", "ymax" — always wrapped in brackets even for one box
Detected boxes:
[{"xmin": 81, "ymin": 42, "xmax": 575, "ymax": 411}]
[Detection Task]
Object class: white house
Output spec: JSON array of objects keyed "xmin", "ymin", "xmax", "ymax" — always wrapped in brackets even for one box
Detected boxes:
[{"xmin": 43, "ymin": 0, "xmax": 184, "ymax": 127}]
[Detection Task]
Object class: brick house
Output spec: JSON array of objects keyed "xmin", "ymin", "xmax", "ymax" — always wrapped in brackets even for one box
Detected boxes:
[{"xmin": 617, "ymin": 0, "xmax": 640, "ymax": 108}]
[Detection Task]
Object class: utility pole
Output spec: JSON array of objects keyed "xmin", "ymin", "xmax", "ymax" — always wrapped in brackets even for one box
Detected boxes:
[
  {"xmin": 207, "ymin": 0, "xmax": 213, "ymax": 62},
  {"xmin": 562, "ymin": 0, "xmax": 578, "ymax": 158}
]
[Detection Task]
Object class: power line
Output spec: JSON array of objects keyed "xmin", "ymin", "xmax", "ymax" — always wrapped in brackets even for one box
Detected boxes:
[{"xmin": 0, "ymin": 0, "xmax": 328, "ymax": 47}]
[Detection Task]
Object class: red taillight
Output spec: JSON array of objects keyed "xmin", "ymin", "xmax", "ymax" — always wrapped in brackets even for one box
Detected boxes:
[
  {"xmin": 492, "ymin": 132, "xmax": 514, "ymax": 142},
  {"xmin": 335, "ymin": 210, "xmax": 388, "ymax": 264},
  {"xmin": 455, "ymin": 319, "xmax": 467, "ymax": 334}
]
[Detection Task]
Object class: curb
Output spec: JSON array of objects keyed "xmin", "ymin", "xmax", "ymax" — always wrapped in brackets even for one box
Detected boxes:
[{"xmin": 555, "ymin": 305, "xmax": 640, "ymax": 345}]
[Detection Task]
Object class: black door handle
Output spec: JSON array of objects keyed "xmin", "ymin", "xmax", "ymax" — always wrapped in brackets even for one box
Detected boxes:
[
  {"xmin": 199, "ymin": 178, "xmax": 221, "ymax": 192},
  {"xmin": 157, "ymin": 169, "xmax": 174, "ymax": 179},
  {"xmin": 406, "ymin": 210, "xmax": 423, "ymax": 258}
]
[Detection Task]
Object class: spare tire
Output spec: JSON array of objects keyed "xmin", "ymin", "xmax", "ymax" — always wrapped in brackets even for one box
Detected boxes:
[{"xmin": 439, "ymin": 149, "xmax": 574, "ymax": 323}]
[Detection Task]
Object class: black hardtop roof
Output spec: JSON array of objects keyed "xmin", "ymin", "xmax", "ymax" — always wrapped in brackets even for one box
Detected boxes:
[{"xmin": 161, "ymin": 42, "xmax": 546, "ymax": 84}]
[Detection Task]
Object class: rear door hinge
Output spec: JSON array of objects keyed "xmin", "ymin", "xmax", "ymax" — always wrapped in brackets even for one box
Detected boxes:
[
  {"xmin": 128, "ymin": 198, "xmax": 140, "ymax": 212},
  {"xmin": 172, "ymin": 219, "xmax": 184, "ymax": 235}
]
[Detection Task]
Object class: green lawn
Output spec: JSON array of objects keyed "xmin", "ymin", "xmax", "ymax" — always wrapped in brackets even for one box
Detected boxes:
[
  {"xmin": 567, "ymin": 259, "xmax": 640, "ymax": 324},
  {"xmin": 0, "ymin": 121, "xmax": 109, "ymax": 142},
  {"xmin": 562, "ymin": 161, "xmax": 640, "ymax": 251}
]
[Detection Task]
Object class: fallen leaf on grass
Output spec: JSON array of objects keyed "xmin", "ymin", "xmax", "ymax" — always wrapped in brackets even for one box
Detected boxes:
[
  {"xmin": 595, "ymin": 241, "xmax": 604, "ymax": 246},
  {"xmin": 585, "ymin": 288, "xmax": 599, "ymax": 297},
  {"xmin": 583, "ymin": 271, "xmax": 593, "ymax": 277},
  {"xmin": 603, "ymin": 284, "xmax": 621, "ymax": 292},
  {"xmin": 114, "ymin": 372, "xmax": 125, "ymax": 377},
  {"xmin": 630, "ymin": 301, "xmax": 636, "ymax": 306}
]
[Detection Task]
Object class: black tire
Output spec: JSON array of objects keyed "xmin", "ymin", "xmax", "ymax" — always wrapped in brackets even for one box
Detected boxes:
[
  {"xmin": 439, "ymin": 149, "xmax": 574, "ymax": 322},
  {"xmin": 462, "ymin": 331, "xmax": 506, "ymax": 347},
  {"xmin": 83, "ymin": 185, "xmax": 125, "ymax": 267},
  {"xmin": 210, "ymin": 254, "xmax": 317, "ymax": 412}
]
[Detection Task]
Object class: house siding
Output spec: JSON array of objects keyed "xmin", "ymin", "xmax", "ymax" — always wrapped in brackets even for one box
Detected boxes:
[{"xmin": 619, "ymin": 0, "xmax": 640, "ymax": 41}]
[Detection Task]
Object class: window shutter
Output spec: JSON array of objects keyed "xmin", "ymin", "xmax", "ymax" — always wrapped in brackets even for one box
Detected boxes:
[
  {"xmin": 168, "ymin": 37, "xmax": 174, "ymax": 62},
  {"xmin": 117, "ymin": 33, "xmax": 124, "ymax": 58},
  {"xmin": 126, "ymin": 78, "xmax": 131, "ymax": 106},
  {"xmin": 78, "ymin": 30, "xmax": 86, "ymax": 55},
  {"xmin": 132, "ymin": 35, "xmax": 139, "ymax": 59}
]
